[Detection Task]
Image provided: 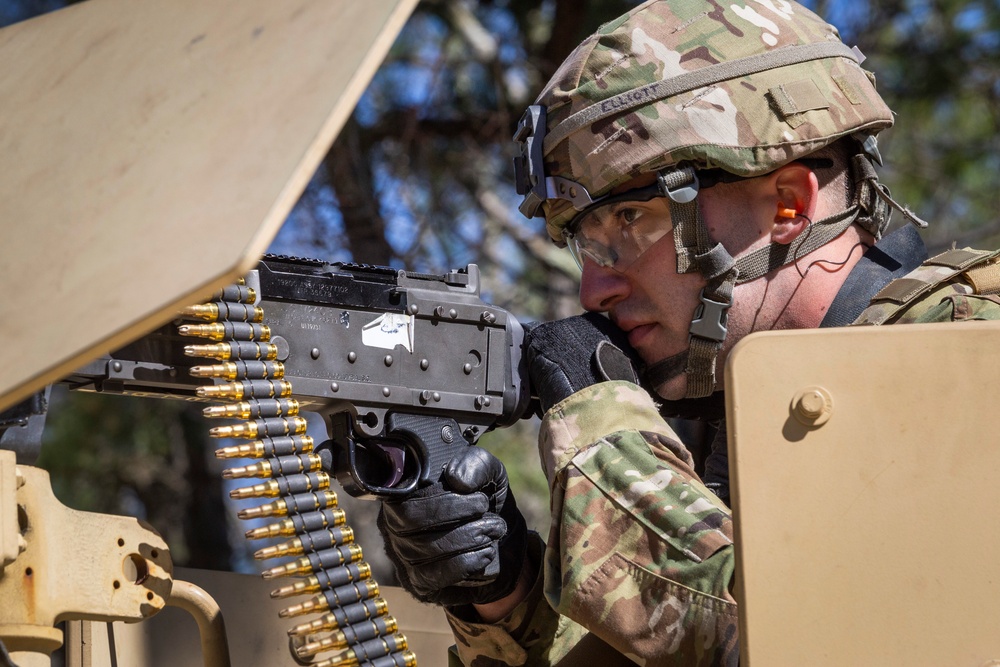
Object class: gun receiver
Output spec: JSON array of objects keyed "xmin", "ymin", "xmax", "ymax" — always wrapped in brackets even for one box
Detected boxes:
[{"xmin": 62, "ymin": 256, "xmax": 534, "ymax": 499}]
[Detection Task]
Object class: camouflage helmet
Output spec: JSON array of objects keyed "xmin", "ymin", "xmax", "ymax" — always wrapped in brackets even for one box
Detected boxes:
[{"xmin": 513, "ymin": 0, "xmax": 894, "ymax": 241}]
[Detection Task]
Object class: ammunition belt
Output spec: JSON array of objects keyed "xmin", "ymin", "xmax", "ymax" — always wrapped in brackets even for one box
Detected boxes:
[{"xmin": 180, "ymin": 280, "xmax": 417, "ymax": 667}]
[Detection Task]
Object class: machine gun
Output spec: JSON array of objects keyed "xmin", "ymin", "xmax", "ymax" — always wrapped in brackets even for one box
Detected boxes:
[
  {"xmin": 61, "ymin": 256, "xmax": 535, "ymax": 500},
  {"xmin": 0, "ymin": 256, "xmax": 536, "ymax": 666},
  {"xmin": 0, "ymin": 254, "xmax": 536, "ymax": 666},
  {"xmin": 0, "ymin": 0, "xmax": 523, "ymax": 663}
]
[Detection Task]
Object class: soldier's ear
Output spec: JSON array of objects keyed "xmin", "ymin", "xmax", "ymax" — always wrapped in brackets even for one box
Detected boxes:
[{"xmin": 770, "ymin": 163, "xmax": 818, "ymax": 245}]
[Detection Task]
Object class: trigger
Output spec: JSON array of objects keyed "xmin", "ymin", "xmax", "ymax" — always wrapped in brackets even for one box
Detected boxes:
[{"xmin": 373, "ymin": 443, "xmax": 406, "ymax": 488}]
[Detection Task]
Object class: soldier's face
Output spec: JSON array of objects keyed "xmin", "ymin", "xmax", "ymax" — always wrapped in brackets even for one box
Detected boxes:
[
  {"xmin": 577, "ymin": 183, "xmax": 704, "ymax": 400},
  {"xmin": 577, "ymin": 175, "xmax": 762, "ymax": 399}
]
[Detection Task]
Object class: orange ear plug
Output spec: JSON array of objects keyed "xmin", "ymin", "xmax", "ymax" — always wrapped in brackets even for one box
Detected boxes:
[{"xmin": 777, "ymin": 206, "xmax": 798, "ymax": 219}]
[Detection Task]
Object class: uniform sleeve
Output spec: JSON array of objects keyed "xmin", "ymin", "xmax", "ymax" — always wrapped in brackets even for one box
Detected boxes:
[
  {"xmin": 446, "ymin": 382, "xmax": 739, "ymax": 666},
  {"xmin": 890, "ymin": 282, "xmax": 1000, "ymax": 324},
  {"xmin": 853, "ymin": 248, "xmax": 1000, "ymax": 326},
  {"xmin": 445, "ymin": 533, "xmax": 610, "ymax": 666}
]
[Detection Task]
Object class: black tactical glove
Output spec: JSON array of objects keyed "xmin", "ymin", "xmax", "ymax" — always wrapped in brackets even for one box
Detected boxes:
[
  {"xmin": 377, "ymin": 446, "xmax": 527, "ymax": 607},
  {"xmin": 525, "ymin": 311, "xmax": 642, "ymax": 413}
]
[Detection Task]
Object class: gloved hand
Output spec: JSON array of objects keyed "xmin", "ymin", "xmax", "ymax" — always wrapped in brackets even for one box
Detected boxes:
[
  {"xmin": 526, "ymin": 311, "xmax": 642, "ymax": 413},
  {"xmin": 378, "ymin": 446, "xmax": 527, "ymax": 607}
]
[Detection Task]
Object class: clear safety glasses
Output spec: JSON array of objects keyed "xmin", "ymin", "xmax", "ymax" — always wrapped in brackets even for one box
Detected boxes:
[{"xmin": 561, "ymin": 183, "xmax": 673, "ymax": 272}]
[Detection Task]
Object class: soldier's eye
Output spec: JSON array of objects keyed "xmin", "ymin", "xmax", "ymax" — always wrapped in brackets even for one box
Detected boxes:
[{"xmin": 618, "ymin": 206, "xmax": 642, "ymax": 226}]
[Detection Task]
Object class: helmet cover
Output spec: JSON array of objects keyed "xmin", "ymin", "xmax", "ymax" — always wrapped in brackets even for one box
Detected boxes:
[{"xmin": 528, "ymin": 0, "xmax": 894, "ymax": 240}]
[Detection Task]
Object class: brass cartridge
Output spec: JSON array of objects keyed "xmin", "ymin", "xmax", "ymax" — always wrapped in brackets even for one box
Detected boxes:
[
  {"xmin": 215, "ymin": 435, "xmax": 314, "ymax": 460},
  {"xmin": 177, "ymin": 322, "xmax": 271, "ymax": 341},
  {"xmin": 244, "ymin": 508, "xmax": 346, "ymax": 540},
  {"xmin": 203, "ymin": 398, "xmax": 298, "ymax": 419},
  {"xmin": 211, "ymin": 284, "xmax": 255, "ymax": 303},
  {"xmin": 294, "ymin": 615, "xmax": 398, "ymax": 659},
  {"xmin": 222, "ymin": 453, "xmax": 322, "ymax": 480},
  {"xmin": 190, "ymin": 360, "xmax": 284, "ymax": 381},
  {"xmin": 229, "ymin": 472, "xmax": 331, "ymax": 500},
  {"xmin": 308, "ymin": 635, "xmax": 408, "ymax": 667},
  {"xmin": 264, "ymin": 551, "xmax": 367, "ymax": 583},
  {"xmin": 287, "ymin": 598, "xmax": 390, "ymax": 637},
  {"xmin": 209, "ymin": 416, "xmax": 307, "ymax": 439},
  {"xmin": 181, "ymin": 302, "xmax": 264, "ymax": 323},
  {"xmin": 279, "ymin": 580, "xmax": 380, "ymax": 618},
  {"xmin": 253, "ymin": 526, "xmax": 354, "ymax": 560},
  {"xmin": 197, "ymin": 380, "xmax": 292, "ymax": 400},
  {"xmin": 237, "ymin": 489, "xmax": 337, "ymax": 520},
  {"xmin": 185, "ymin": 341, "xmax": 279, "ymax": 361}
]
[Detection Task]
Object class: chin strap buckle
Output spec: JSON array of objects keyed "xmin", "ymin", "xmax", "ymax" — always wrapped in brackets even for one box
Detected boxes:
[{"xmin": 689, "ymin": 289, "xmax": 731, "ymax": 343}]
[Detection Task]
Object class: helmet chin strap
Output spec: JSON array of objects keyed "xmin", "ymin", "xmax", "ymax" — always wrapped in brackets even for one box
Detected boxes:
[
  {"xmin": 651, "ymin": 153, "xmax": 893, "ymax": 401},
  {"xmin": 643, "ymin": 349, "xmax": 689, "ymax": 395},
  {"xmin": 657, "ymin": 167, "xmax": 740, "ymax": 399},
  {"xmin": 643, "ymin": 349, "xmax": 727, "ymax": 421}
]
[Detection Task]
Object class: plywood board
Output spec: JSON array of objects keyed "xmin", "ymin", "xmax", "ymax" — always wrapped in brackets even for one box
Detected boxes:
[
  {"xmin": 727, "ymin": 321, "xmax": 1000, "ymax": 666},
  {"xmin": 0, "ymin": 0, "xmax": 418, "ymax": 411}
]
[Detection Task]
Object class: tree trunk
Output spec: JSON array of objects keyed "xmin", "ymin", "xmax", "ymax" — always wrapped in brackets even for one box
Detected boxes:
[{"xmin": 324, "ymin": 115, "xmax": 394, "ymax": 265}]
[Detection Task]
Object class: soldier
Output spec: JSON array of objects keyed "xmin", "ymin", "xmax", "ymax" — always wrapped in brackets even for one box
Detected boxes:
[{"xmin": 378, "ymin": 1, "xmax": 1000, "ymax": 665}]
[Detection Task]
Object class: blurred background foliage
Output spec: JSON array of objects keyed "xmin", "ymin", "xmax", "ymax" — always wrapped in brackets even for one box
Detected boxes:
[{"xmin": 3, "ymin": 0, "xmax": 997, "ymax": 576}]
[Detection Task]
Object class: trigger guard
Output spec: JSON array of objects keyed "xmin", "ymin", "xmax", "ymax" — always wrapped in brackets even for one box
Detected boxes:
[{"xmin": 331, "ymin": 438, "xmax": 418, "ymax": 499}]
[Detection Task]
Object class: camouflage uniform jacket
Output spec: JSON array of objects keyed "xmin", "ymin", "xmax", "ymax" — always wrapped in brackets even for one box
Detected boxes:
[
  {"xmin": 446, "ymin": 382, "xmax": 738, "ymax": 666},
  {"xmin": 446, "ymin": 229, "xmax": 1000, "ymax": 667},
  {"xmin": 850, "ymin": 243, "xmax": 1000, "ymax": 325}
]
